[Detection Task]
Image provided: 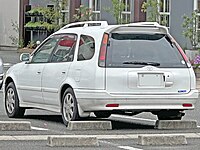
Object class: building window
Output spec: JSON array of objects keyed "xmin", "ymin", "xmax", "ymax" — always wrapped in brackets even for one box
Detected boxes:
[
  {"xmin": 89, "ymin": 0, "xmax": 100, "ymax": 21},
  {"xmin": 61, "ymin": 1, "xmax": 69, "ymax": 26},
  {"xmin": 121, "ymin": 0, "xmax": 131, "ymax": 23},
  {"xmin": 61, "ymin": 8, "xmax": 69, "ymax": 25},
  {"xmin": 158, "ymin": 0, "xmax": 170, "ymax": 27},
  {"xmin": 197, "ymin": 0, "xmax": 200, "ymax": 43}
]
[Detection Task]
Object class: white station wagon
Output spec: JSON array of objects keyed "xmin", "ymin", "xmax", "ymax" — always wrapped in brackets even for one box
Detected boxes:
[{"xmin": 3, "ymin": 21, "xmax": 198, "ymax": 125}]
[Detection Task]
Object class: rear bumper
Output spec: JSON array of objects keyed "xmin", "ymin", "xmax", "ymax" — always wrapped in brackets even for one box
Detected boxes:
[{"xmin": 74, "ymin": 89, "xmax": 199, "ymax": 111}]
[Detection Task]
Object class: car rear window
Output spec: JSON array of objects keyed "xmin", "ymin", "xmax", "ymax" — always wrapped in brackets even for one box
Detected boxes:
[{"xmin": 106, "ymin": 33, "xmax": 187, "ymax": 68}]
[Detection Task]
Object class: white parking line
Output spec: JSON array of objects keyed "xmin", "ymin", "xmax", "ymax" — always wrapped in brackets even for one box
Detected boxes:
[
  {"xmin": 118, "ymin": 146, "xmax": 143, "ymax": 150},
  {"xmin": 100, "ymin": 140, "xmax": 143, "ymax": 150},
  {"xmin": 31, "ymin": 126, "xmax": 48, "ymax": 131},
  {"xmin": 4, "ymin": 63, "xmax": 13, "ymax": 66}
]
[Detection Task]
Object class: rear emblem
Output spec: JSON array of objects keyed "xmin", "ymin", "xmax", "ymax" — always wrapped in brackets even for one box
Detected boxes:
[{"xmin": 146, "ymin": 66, "xmax": 153, "ymax": 71}]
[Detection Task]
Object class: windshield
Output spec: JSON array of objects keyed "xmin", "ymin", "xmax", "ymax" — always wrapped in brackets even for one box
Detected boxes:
[{"xmin": 106, "ymin": 33, "xmax": 187, "ymax": 68}]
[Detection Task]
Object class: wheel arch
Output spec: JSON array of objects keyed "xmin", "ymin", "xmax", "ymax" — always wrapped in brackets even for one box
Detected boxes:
[
  {"xmin": 4, "ymin": 77, "xmax": 15, "ymax": 89},
  {"xmin": 59, "ymin": 83, "xmax": 90, "ymax": 117}
]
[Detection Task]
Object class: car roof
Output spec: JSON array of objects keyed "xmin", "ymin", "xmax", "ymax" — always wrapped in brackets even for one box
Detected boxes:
[{"xmin": 53, "ymin": 21, "xmax": 169, "ymax": 37}]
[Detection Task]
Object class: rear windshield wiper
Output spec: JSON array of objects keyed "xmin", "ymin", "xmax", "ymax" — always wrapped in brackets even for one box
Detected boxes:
[{"xmin": 123, "ymin": 61, "xmax": 160, "ymax": 66}]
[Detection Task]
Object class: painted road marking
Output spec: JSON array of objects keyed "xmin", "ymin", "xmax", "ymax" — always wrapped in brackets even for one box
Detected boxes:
[
  {"xmin": 4, "ymin": 63, "xmax": 13, "ymax": 66},
  {"xmin": 31, "ymin": 126, "xmax": 49, "ymax": 131},
  {"xmin": 100, "ymin": 140, "xmax": 143, "ymax": 150},
  {"xmin": 118, "ymin": 146, "xmax": 143, "ymax": 150}
]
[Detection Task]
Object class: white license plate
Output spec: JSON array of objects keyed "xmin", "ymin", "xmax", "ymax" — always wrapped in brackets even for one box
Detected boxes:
[{"xmin": 138, "ymin": 73, "xmax": 164, "ymax": 87}]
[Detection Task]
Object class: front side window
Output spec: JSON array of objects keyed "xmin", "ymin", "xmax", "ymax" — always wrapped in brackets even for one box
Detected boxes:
[
  {"xmin": 31, "ymin": 37, "xmax": 59, "ymax": 63},
  {"xmin": 106, "ymin": 32, "xmax": 187, "ymax": 68},
  {"xmin": 77, "ymin": 35, "xmax": 95, "ymax": 61}
]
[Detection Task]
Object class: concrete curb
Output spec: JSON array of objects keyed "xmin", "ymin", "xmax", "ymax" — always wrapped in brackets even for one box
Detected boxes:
[
  {"xmin": 67, "ymin": 121, "xmax": 112, "ymax": 130},
  {"xmin": 138, "ymin": 135, "xmax": 187, "ymax": 146},
  {"xmin": 0, "ymin": 121, "xmax": 31, "ymax": 131},
  {"xmin": 155, "ymin": 120, "xmax": 197, "ymax": 129},
  {"xmin": 0, "ymin": 133, "xmax": 200, "ymax": 141},
  {"xmin": 47, "ymin": 135, "xmax": 99, "ymax": 147}
]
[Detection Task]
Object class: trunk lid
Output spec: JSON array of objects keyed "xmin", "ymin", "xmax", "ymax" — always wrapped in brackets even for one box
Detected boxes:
[{"xmin": 104, "ymin": 28, "xmax": 190, "ymax": 95}]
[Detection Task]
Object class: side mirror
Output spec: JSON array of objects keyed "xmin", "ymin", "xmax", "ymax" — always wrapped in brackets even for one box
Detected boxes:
[{"xmin": 20, "ymin": 53, "xmax": 30, "ymax": 62}]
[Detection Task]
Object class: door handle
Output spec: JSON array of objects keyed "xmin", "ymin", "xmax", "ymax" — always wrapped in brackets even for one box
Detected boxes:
[
  {"xmin": 37, "ymin": 71, "xmax": 41, "ymax": 74},
  {"xmin": 62, "ymin": 71, "xmax": 66, "ymax": 74}
]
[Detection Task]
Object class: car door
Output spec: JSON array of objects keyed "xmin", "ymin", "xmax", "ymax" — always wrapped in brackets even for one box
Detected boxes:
[
  {"xmin": 17, "ymin": 37, "xmax": 58, "ymax": 104},
  {"xmin": 69, "ymin": 34, "xmax": 99, "ymax": 89},
  {"xmin": 42, "ymin": 34, "xmax": 77, "ymax": 106}
]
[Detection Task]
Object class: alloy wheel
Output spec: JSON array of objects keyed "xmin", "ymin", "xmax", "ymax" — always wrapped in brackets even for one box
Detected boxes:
[
  {"xmin": 6, "ymin": 88, "xmax": 15, "ymax": 114},
  {"xmin": 63, "ymin": 93, "xmax": 74, "ymax": 122}
]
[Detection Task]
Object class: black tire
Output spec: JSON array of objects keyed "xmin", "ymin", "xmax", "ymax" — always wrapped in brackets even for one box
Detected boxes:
[
  {"xmin": 157, "ymin": 110, "xmax": 183, "ymax": 120},
  {"xmin": 5, "ymin": 82, "xmax": 25, "ymax": 118},
  {"xmin": 94, "ymin": 111, "xmax": 111, "ymax": 118},
  {"xmin": 61, "ymin": 88, "xmax": 79, "ymax": 126}
]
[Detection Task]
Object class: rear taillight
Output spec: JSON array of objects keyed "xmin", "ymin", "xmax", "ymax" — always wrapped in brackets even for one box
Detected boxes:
[
  {"xmin": 176, "ymin": 42, "xmax": 189, "ymax": 62},
  {"xmin": 98, "ymin": 33, "xmax": 109, "ymax": 67},
  {"xmin": 171, "ymin": 37, "xmax": 191, "ymax": 67}
]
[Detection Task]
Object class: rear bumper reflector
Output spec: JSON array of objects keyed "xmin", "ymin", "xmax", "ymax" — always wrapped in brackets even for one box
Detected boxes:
[
  {"xmin": 106, "ymin": 104, "xmax": 119, "ymax": 107},
  {"xmin": 182, "ymin": 104, "xmax": 192, "ymax": 107}
]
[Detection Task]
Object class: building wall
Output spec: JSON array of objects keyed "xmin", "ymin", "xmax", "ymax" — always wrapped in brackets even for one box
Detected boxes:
[
  {"xmin": 134, "ymin": 0, "xmax": 146, "ymax": 22},
  {"xmin": 0, "ymin": 0, "xmax": 20, "ymax": 48},
  {"xmin": 100, "ymin": 0, "xmax": 116, "ymax": 24},
  {"xmin": 29, "ymin": 0, "xmax": 54, "ymax": 7},
  {"xmin": 170, "ymin": 0, "xmax": 194, "ymax": 49}
]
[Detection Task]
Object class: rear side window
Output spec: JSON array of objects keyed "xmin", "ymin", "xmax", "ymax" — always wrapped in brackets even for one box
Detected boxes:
[
  {"xmin": 106, "ymin": 33, "xmax": 187, "ymax": 68},
  {"xmin": 78, "ymin": 35, "xmax": 95, "ymax": 61}
]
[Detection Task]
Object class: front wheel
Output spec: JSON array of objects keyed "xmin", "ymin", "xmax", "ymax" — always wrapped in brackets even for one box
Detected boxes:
[
  {"xmin": 61, "ymin": 88, "xmax": 79, "ymax": 126},
  {"xmin": 5, "ymin": 82, "xmax": 25, "ymax": 118}
]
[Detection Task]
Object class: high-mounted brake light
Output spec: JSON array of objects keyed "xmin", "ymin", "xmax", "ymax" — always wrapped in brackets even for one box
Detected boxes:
[{"xmin": 98, "ymin": 33, "xmax": 109, "ymax": 67}]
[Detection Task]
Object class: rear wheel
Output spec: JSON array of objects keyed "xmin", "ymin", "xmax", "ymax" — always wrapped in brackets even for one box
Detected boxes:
[
  {"xmin": 94, "ymin": 111, "xmax": 111, "ymax": 118},
  {"xmin": 156, "ymin": 110, "xmax": 184, "ymax": 120},
  {"xmin": 5, "ymin": 82, "xmax": 25, "ymax": 118},
  {"xmin": 61, "ymin": 88, "xmax": 79, "ymax": 126}
]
